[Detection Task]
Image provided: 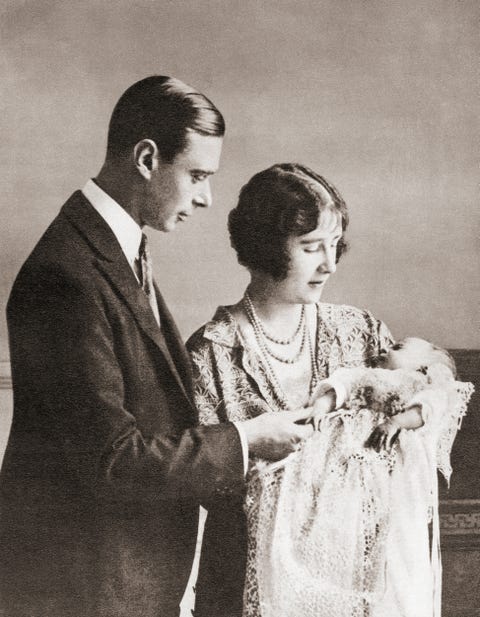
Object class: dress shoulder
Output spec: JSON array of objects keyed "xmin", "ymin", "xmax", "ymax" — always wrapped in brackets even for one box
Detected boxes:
[
  {"xmin": 319, "ymin": 301, "xmax": 381, "ymax": 326},
  {"xmin": 314, "ymin": 302, "xmax": 394, "ymax": 373},
  {"xmin": 187, "ymin": 305, "xmax": 240, "ymax": 353},
  {"xmin": 186, "ymin": 323, "xmax": 210, "ymax": 354},
  {"xmin": 319, "ymin": 302, "xmax": 393, "ymax": 342}
]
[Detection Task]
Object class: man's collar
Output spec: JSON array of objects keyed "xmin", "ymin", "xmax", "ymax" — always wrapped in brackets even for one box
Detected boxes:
[{"xmin": 82, "ymin": 179, "xmax": 142, "ymax": 265}]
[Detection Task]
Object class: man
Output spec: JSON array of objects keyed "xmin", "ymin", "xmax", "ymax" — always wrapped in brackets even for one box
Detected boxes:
[{"xmin": 0, "ymin": 76, "xmax": 312, "ymax": 617}]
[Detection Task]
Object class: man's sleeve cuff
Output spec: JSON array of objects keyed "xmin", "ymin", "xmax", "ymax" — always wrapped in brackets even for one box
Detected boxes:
[{"xmin": 232, "ymin": 421, "xmax": 249, "ymax": 475}]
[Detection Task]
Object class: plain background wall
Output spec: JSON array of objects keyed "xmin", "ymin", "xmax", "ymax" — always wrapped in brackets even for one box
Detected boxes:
[{"xmin": 1, "ymin": 0, "xmax": 479, "ymax": 361}]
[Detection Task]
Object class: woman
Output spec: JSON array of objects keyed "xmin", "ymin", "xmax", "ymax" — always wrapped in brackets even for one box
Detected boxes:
[{"xmin": 187, "ymin": 163, "xmax": 394, "ymax": 616}]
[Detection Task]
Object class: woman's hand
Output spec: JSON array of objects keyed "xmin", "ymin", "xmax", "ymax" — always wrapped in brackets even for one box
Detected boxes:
[
  {"xmin": 365, "ymin": 419, "xmax": 400, "ymax": 452},
  {"xmin": 307, "ymin": 389, "xmax": 337, "ymax": 430},
  {"xmin": 366, "ymin": 404, "xmax": 424, "ymax": 452}
]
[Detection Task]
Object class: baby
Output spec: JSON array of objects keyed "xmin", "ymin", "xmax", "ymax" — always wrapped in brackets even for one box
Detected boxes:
[
  {"xmin": 247, "ymin": 337, "xmax": 473, "ymax": 617},
  {"xmin": 309, "ymin": 337, "xmax": 459, "ymax": 454}
]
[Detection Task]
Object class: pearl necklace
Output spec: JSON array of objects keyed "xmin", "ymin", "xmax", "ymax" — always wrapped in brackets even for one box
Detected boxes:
[
  {"xmin": 243, "ymin": 293, "xmax": 306, "ymax": 364},
  {"xmin": 242, "ymin": 294, "xmax": 321, "ymax": 404},
  {"xmin": 262, "ymin": 305, "xmax": 305, "ymax": 345}
]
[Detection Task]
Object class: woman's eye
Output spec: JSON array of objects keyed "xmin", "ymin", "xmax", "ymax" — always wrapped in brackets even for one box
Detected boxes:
[
  {"xmin": 304, "ymin": 242, "xmax": 338, "ymax": 254},
  {"xmin": 304, "ymin": 244, "xmax": 321, "ymax": 253},
  {"xmin": 391, "ymin": 343, "xmax": 403, "ymax": 351}
]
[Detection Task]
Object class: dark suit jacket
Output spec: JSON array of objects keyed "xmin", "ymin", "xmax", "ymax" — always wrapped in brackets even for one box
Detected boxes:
[{"xmin": 0, "ymin": 191, "xmax": 244, "ymax": 617}]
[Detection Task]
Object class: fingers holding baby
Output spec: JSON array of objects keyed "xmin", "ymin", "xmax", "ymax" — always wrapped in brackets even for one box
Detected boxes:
[
  {"xmin": 365, "ymin": 420, "xmax": 401, "ymax": 452},
  {"xmin": 307, "ymin": 337, "xmax": 457, "ymax": 452},
  {"xmin": 307, "ymin": 386, "xmax": 337, "ymax": 430}
]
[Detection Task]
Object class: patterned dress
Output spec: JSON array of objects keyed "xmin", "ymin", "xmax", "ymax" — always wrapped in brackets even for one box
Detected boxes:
[{"xmin": 188, "ymin": 302, "xmax": 393, "ymax": 617}]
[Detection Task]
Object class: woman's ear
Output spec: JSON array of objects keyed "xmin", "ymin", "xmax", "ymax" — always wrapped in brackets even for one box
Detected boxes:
[{"xmin": 133, "ymin": 139, "xmax": 159, "ymax": 180}]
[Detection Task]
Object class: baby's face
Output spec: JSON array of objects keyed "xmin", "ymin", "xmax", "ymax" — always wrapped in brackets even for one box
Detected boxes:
[{"xmin": 378, "ymin": 337, "xmax": 434, "ymax": 371}]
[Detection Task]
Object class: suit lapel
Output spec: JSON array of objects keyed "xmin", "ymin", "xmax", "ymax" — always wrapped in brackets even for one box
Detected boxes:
[
  {"xmin": 154, "ymin": 285, "xmax": 195, "ymax": 401},
  {"xmin": 62, "ymin": 192, "xmax": 194, "ymax": 408}
]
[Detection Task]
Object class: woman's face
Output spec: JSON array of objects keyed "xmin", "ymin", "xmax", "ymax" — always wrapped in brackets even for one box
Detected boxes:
[{"xmin": 273, "ymin": 206, "xmax": 343, "ymax": 304}]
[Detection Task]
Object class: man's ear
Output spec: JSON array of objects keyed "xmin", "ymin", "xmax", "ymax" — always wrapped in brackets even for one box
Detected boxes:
[{"xmin": 134, "ymin": 139, "xmax": 159, "ymax": 180}]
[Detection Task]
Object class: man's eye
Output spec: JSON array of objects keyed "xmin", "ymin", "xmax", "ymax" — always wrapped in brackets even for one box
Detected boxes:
[
  {"xmin": 391, "ymin": 343, "xmax": 403, "ymax": 351},
  {"xmin": 192, "ymin": 173, "xmax": 207, "ymax": 183}
]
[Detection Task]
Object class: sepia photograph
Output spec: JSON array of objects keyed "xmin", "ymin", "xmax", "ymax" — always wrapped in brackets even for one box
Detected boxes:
[{"xmin": 0, "ymin": 1, "xmax": 479, "ymax": 616}]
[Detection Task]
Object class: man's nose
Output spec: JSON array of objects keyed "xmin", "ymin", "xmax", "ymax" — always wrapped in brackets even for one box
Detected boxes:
[{"xmin": 193, "ymin": 180, "xmax": 212, "ymax": 209}]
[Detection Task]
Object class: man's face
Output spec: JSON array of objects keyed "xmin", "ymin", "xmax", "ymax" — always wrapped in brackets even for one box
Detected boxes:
[{"xmin": 141, "ymin": 131, "xmax": 223, "ymax": 232}]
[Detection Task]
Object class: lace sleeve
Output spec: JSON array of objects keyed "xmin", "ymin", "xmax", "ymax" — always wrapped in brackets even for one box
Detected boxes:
[
  {"xmin": 189, "ymin": 340, "xmax": 223, "ymax": 426},
  {"xmin": 376, "ymin": 317, "xmax": 395, "ymax": 353},
  {"xmin": 437, "ymin": 379, "xmax": 474, "ymax": 483},
  {"xmin": 415, "ymin": 365, "xmax": 475, "ymax": 483},
  {"xmin": 323, "ymin": 366, "xmax": 369, "ymax": 408}
]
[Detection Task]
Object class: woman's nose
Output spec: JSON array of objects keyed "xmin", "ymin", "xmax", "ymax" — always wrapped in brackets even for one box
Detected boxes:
[{"xmin": 319, "ymin": 247, "xmax": 336, "ymax": 274}]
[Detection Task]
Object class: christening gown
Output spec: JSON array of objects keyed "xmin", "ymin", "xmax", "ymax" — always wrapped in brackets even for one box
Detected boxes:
[{"xmin": 188, "ymin": 303, "xmax": 473, "ymax": 617}]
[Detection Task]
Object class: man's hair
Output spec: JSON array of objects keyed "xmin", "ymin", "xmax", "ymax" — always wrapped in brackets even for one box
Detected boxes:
[
  {"xmin": 228, "ymin": 163, "xmax": 349, "ymax": 280},
  {"xmin": 106, "ymin": 75, "xmax": 225, "ymax": 163}
]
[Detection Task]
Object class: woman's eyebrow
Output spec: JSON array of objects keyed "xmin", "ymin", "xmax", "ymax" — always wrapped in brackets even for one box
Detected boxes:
[{"xmin": 300, "ymin": 234, "xmax": 342, "ymax": 244}]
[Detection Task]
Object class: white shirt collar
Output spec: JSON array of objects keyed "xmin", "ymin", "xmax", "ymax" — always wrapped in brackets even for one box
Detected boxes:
[{"xmin": 82, "ymin": 179, "xmax": 143, "ymax": 267}]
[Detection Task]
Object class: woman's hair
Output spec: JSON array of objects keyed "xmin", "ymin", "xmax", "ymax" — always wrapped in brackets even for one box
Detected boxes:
[
  {"xmin": 106, "ymin": 75, "xmax": 225, "ymax": 163},
  {"xmin": 228, "ymin": 163, "xmax": 349, "ymax": 280}
]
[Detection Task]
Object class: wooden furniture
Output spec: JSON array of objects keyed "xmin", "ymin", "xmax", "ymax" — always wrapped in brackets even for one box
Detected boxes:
[{"xmin": 441, "ymin": 350, "xmax": 480, "ymax": 617}]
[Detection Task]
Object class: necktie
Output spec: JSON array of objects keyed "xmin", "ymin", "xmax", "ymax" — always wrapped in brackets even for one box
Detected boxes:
[{"xmin": 137, "ymin": 233, "xmax": 161, "ymax": 327}]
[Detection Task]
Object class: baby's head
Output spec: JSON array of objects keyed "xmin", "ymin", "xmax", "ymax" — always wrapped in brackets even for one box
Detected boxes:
[{"xmin": 374, "ymin": 337, "xmax": 456, "ymax": 377}]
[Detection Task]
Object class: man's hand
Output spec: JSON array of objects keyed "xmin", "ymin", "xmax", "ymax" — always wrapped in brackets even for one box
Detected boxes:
[
  {"xmin": 365, "ymin": 419, "xmax": 400, "ymax": 452},
  {"xmin": 241, "ymin": 408, "xmax": 314, "ymax": 461}
]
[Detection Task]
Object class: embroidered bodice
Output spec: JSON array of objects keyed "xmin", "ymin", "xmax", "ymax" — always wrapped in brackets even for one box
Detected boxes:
[{"xmin": 188, "ymin": 302, "xmax": 394, "ymax": 425}]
